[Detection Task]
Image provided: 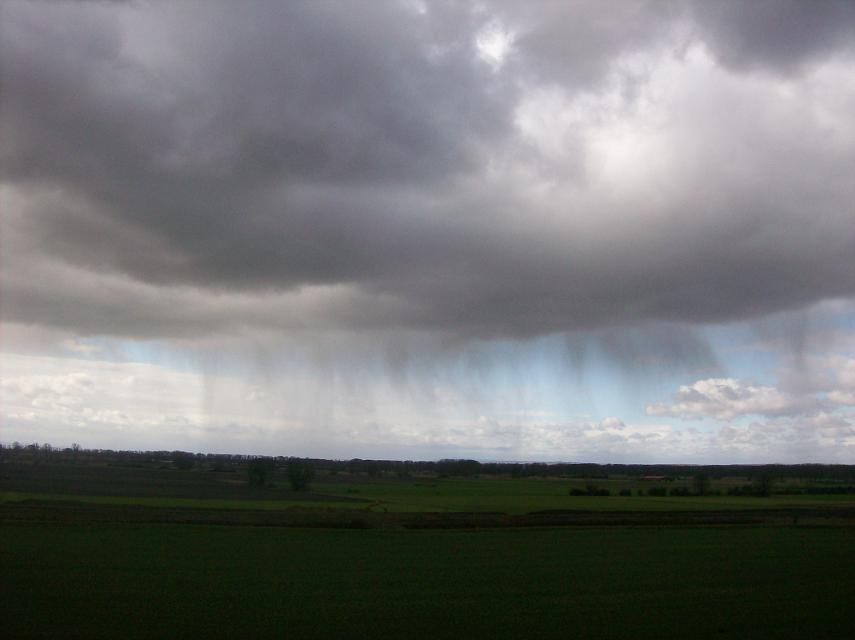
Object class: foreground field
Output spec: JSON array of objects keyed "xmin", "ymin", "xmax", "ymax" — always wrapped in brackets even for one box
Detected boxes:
[{"xmin": 3, "ymin": 523, "xmax": 854, "ymax": 639}]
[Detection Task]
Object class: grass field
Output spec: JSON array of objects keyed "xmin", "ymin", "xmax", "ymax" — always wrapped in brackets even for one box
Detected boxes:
[
  {"xmin": 4, "ymin": 458, "xmax": 855, "ymax": 638},
  {"xmin": 0, "ymin": 491, "xmax": 364, "ymax": 512},
  {"xmin": 4, "ymin": 463, "xmax": 855, "ymax": 514},
  {"xmin": 315, "ymin": 477, "xmax": 855, "ymax": 513},
  {"xmin": 3, "ymin": 522, "xmax": 854, "ymax": 639},
  {"xmin": 10, "ymin": 480, "xmax": 855, "ymax": 514}
]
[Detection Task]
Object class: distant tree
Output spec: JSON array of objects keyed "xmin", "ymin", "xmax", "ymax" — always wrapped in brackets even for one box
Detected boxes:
[
  {"xmin": 752, "ymin": 474, "xmax": 774, "ymax": 497},
  {"xmin": 248, "ymin": 458, "xmax": 273, "ymax": 487},
  {"xmin": 173, "ymin": 453, "xmax": 195, "ymax": 470},
  {"xmin": 693, "ymin": 474, "xmax": 711, "ymax": 496},
  {"xmin": 210, "ymin": 459, "xmax": 234, "ymax": 473},
  {"xmin": 287, "ymin": 459, "xmax": 315, "ymax": 491},
  {"xmin": 570, "ymin": 483, "xmax": 610, "ymax": 496},
  {"xmin": 436, "ymin": 459, "xmax": 481, "ymax": 477}
]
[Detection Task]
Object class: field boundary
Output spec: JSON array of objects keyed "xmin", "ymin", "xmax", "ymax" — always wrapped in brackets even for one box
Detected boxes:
[{"xmin": 5, "ymin": 500, "xmax": 855, "ymax": 529}]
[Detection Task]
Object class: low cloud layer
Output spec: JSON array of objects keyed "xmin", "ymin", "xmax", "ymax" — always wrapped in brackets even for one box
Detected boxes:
[{"xmin": 3, "ymin": 0, "xmax": 855, "ymax": 344}]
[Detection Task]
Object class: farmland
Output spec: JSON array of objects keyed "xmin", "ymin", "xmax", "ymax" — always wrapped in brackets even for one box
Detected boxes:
[
  {"xmin": 4, "ymin": 453, "xmax": 855, "ymax": 515},
  {"xmin": 3, "ymin": 448, "xmax": 855, "ymax": 638},
  {"xmin": 4, "ymin": 523, "xmax": 855, "ymax": 639}
]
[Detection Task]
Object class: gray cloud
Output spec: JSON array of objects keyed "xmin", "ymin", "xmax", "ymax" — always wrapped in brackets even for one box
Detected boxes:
[
  {"xmin": 690, "ymin": 0, "xmax": 855, "ymax": 73},
  {"xmin": 2, "ymin": 0, "xmax": 855, "ymax": 344}
]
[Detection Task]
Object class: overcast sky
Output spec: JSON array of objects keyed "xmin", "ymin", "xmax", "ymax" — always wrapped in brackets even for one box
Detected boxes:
[{"xmin": 2, "ymin": 0, "xmax": 855, "ymax": 462}]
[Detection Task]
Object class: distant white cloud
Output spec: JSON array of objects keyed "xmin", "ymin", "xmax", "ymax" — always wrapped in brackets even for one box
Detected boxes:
[
  {"xmin": 334, "ymin": 415, "xmax": 680, "ymax": 462},
  {"xmin": 60, "ymin": 339, "xmax": 102, "ymax": 355},
  {"xmin": 638, "ymin": 350, "xmax": 855, "ymax": 461},
  {"xmin": 829, "ymin": 390, "xmax": 855, "ymax": 406},
  {"xmin": 709, "ymin": 413, "xmax": 855, "ymax": 462},
  {"xmin": 0, "ymin": 354, "xmax": 208, "ymax": 448},
  {"xmin": 827, "ymin": 356, "xmax": 855, "ymax": 406},
  {"xmin": 776, "ymin": 354, "xmax": 855, "ymax": 407},
  {"xmin": 646, "ymin": 377, "xmax": 819, "ymax": 421}
]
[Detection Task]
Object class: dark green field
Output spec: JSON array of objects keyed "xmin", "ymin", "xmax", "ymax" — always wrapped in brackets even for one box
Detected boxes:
[
  {"xmin": 3, "ymin": 523, "xmax": 854, "ymax": 639},
  {"xmin": 4, "ymin": 454, "xmax": 855, "ymax": 638}
]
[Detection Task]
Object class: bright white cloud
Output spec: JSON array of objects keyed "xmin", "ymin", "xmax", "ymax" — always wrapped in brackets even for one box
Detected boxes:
[
  {"xmin": 646, "ymin": 377, "xmax": 821, "ymax": 421},
  {"xmin": 475, "ymin": 20, "xmax": 515, "ymax": 71}
]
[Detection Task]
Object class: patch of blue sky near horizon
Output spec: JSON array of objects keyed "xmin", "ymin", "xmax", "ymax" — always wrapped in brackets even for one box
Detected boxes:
[
  {"xmin": 4, "ymin": 334, "xmax": 606, "ymax": 455},
  {"xmin": 640, "ymin": 304, "xmax": 855, "ymax": 457},
  {"xmin": 107, "ymin": 329, "xmax": 718, "ymax": 429}
]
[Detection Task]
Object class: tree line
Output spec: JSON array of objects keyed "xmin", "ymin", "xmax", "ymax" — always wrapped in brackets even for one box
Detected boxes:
[{"xmin": 3, "ymin": 442, "xmax": 854, "ymax": 482}]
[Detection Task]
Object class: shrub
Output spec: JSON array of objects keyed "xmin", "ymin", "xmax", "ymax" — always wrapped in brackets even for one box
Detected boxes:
[
  {"xmin": 692, "ymin": 474, "xmax": 711, "ymax": 496},
  {"xmin": 172, "ymin": 454, "xmax": 195, "ymax": 470},
  {"xmin": 752, "ymin": 474, "xmax": 774, "ymax": 497},
  {"xmin": 585, "ymin": 483, "xmax": 610, "ymax": 496},
  {"xmin": 569, "ymin": 485, "xmax": 610, "ymax": 496},
  {"xmin": 247, "ymin": 458, "xmax": 273, "ymax": 487},
  {"xmin": 287, "ymin": 458, "xmax": 315, "ymax": 491}
]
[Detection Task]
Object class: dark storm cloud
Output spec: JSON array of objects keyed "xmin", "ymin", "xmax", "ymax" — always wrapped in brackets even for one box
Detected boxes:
[
  {"xmin": 2, "ymin": 0, "xmax": 855, "ymax": 342},
  {"xmin": 689, "ymin": 0, "xmax": 855, "ymax": 73},
  {"xmin": 1, "ymin": 1, "xmax": 508, "ymax": 284}
]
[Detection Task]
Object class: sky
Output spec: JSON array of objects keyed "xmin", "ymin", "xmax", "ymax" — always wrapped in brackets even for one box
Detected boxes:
[{"xmin": 2, "ymin": 0, "xmax": 855, "ymax": 463}]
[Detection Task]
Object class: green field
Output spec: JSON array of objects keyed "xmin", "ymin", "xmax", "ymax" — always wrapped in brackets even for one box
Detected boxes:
[
  {"xmin": 315, "ymin": 477, "xmax": 855, "ymax": 513},
  {"xmin": 0, "ymin": 491, "xmax": 363, "ymax": 512},
  {"xmin": 4, "ymin": 462, "xmax": 855, "ymax": 514},
  {"xmin": 3, "ymin": 457, "xmax": 855, "ymax": 638},
  {"xmin": 3, "ymin": 522, "xmax": 854, "ymax": 639}
]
